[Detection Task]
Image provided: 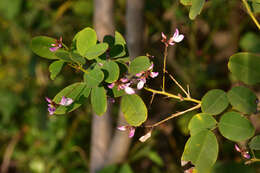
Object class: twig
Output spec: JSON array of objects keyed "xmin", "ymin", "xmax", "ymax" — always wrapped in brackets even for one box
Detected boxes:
[
  {"xmin": 145, "ymin": 103, "xmax": 201, "ymax": 128},
  {"xmin": 242, "ymin": 0, "xmax": 260, "ymax": 30},
  {"xmin": 162, "ymin": 45, "xmax": 168, "ymax": 91},
  {"xmin": 166, "ymin": 71, "xmax": 190, "ymax": 98}
]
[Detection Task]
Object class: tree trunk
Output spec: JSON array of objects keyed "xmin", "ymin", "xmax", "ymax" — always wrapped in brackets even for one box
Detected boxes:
[{"xmin": 90, "ymin": 0, "xmax": 114, "ymax": 172}]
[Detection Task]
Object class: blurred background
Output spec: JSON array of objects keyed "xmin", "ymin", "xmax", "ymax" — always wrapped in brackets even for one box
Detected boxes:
[{"xmin": 0, "ymin": 0, "xmax": 260, "ymax": 172}]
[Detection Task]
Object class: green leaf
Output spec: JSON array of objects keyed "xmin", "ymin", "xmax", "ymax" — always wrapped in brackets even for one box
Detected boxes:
[
  {"xmin": 129, "ymin": 56, "xmax": 151, "ymax": 75},
  {"xmin": 189, "ymin": 0, "xmax": 205, "ymax": 20},
  {"xmin": 180, "ymin": 0, "xmax": 192, "ymax": 5},
  {"xmin": 228, "ymin": 52, "xmax": 260, "ymax": 85},
  {"xmin": 0, "ymin": 0, "xmax": 22, "ymax": 20},
  {"xmin": 112, "ymin": 87, "xmax": 126, "ymax": 97},
  {"xmin": 102, "ymin": 61, "xmax": 120, "ymax": 83},
  {"xmin": 76, "ymin": 27, "xmax": 97, "ymax": 56},
  {"xmin": 49, "ymin": 60, "xmax": 64, "ymax": 80},
  {"xmin": 227, "ymin": 86, "xmax": 257, "ymax": 114},
  {"xmin": 70, "ymin": 52, "xmax": 86, "ymax": 65},
  {"xmin": 239, "ymin": 32, "xmax": 260, "ymax": 53},
  {"xmin": 249, "ymin": 135, "xmax": 260, "ymax": 150},
  {"xmin": 31, "ymin": 36, "xmax": 58, "ymax": 59},
  {"xmin": 121, "ymin": 94, "xmax": 147, "ymax": 126},
  {"xmin": 91, "ymin": 86, "xmax": 107, "ymax": 116},
  {"xmin": 84, "ymin": 67, "xmax": 104, "ymax": 88},
  {"xmin": 218, "ymin": 111, "xmax": 255, "ymax": 142},
  {"xmin": 148, "ymin": 151, "xmax": 164, "ymax": 166},
  {"xmin": 118, "ymin": 164, "xmax": 133, "ymax": 173},
  {"xmin": 252, "ymin": 2, "xmax": 260, "ymax": 13},
  {"xmin": 188, "ymin": 113, "xmax": 217, "ymax": 135},
  {"xmin": 98, "ymin": 165, "xmax": 118, "ymax": 173},
  {"xmin": 55, "ymin": 50, "xmax": 73, "ymax": 63},
  {"xmin": 201, "ymin": 89, "xmax": 229, "ymax": 115},
  {"xmin": 182, "ymin": 130, "xmax": 218, "ymax": 173},
  {"xmin": 53, "ymin": 83, "xmax": 90, "ymax": 114},
  {"xmin": 85, "ymin": 43, "xmax": 108, "ymax": 60}
]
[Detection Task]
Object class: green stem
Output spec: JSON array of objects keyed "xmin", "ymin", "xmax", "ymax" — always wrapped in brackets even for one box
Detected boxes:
[
  {"xmin": 162, "ymin": 45, "xmax": 168, "ymax": 91},
  {"xmin": 242, "ymin": 0, "xmax": 260, "ymax": 30}
]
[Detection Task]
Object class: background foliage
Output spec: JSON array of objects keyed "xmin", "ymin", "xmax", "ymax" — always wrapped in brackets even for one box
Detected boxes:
[{"xmin": 1, "ymin": 0, "xmax": 260, "ymax": 172}]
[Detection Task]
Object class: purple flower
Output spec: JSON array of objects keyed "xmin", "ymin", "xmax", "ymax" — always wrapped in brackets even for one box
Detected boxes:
[
  {"xmin": 161, "ymin": 29, "xmax": 184, "ymax": 47},
  {"xmin": 117, "ymin": 125, "xmax": 136, "ymax": 138},
  {"xmin": 45, "ymin": 97, "xmax": 56, "ymax": 115},
  {"xmin": 49, "ymin": 37, "xmax": 63, "ymax": 52},
  {"xmin": 108, "ymin": 83, "xmax": 115, "ymax": 89},
  {"xmin": 59, "ymin": 96, "xmax": 73, "ymax": 106},
  {"xmin": 108, "ymin": 77, "xmax": 135, "ymax": 95}
]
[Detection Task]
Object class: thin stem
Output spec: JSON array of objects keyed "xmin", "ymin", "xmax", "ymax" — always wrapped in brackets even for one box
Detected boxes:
[
  {"xmin": 68, "ymin": 64, "xmax": 88, "ymax": 73},
  {"xmin": 242, "ymin": 0, "xmax": 260, "ymax": 30},
  {"xmin": 162, "ymin": 45, "xmax": 168, "ymax": 91},
  {"xmin": 144, "ymin": 87, "xmax": 201, "ymax": 104},
  {"xmin": 145, "ymin": 103, "xmax": 201, "ymax": 128},
  {"xmin": 166, "ymin": 71, "xmax": 190, "ymax": 98}
]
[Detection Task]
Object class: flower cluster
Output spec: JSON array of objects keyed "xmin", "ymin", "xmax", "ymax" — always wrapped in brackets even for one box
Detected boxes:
[
  {"xmin": 45, "ymin": 96, "xmax": 73, "ymax": 115},
  {"xmin": 49, "ymin": 37, "xmax": 63, "ymax": 52},
  {"xmin": 108, "ymin": 77, "xmax": 135, "ymax": 95},
  {"xmin": 136, "ymin": 64, "xmax": 158, "ymax": 90},
  {"xmin": 161, "ymin": 28, "xmax": 184, "ymax": 47}
]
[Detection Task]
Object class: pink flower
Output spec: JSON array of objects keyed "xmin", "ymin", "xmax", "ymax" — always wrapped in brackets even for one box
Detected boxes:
[
  {"xmin": 59, "ymin": 96, "xmax": 73, "ymax": 106},
  {"xmin": 136, "ymin": 64, "xmax": 158, "ymax": 90},
  {"xmin": 108, "ymin": 77, "xmax": 135, "ymax": 95},
  {"xmin": 45, "ymin": 97, "xmax": 56, "ymax": 115},
  {"xmin": 234, "ymin": 144, "xmax": 251, "ymax": 159},
  {"xmin": 161, "ymin": 29, "xmax": 184, "ymax": 47},
  {"xmin": 49, "ymin": 37, "xmax": 63, "ymax": 52},
  {"xmin": 117, "ymin": 125, "xmax": 136, "ymax": 138}
]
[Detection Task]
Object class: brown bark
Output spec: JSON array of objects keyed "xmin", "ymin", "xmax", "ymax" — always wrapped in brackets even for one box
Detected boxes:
[{"xmin": 90, "ymin": 0, "xmax": 114, "ymax": 172}]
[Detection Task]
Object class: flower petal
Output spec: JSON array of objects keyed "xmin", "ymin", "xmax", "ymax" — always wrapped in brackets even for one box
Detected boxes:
[
  {"xmin": 161, "ymin": 32, "xmax": 167, "ymax": 40},
  {"xmin": 148, "ymin": 63, "xmax": 154, "ymax": 70},
  {"xmin": 135, "ymin": 72, "xmax": 143, "ymax": 77},
  {"xmin": 235, "ymin": 144, "xmax": 241, "ymax": 152},
  {"xmin": 120, "ymin": 78, "xmax": 129, "ymax": 83},
  {"xmin": 125, "ymin": 87, "xmax": 135, "ymax": 94},
  {"xmin": 173, "ymin": 34, "xmax": 184, "ymax": 43},
  {"xmin": 49, "ymin": 46, "xmax": 59, "ymax": 52},
  {"xmin": 137, "ymin": 80, "xmax": 145, "ymax": 90},
  {"xmin": 139, "ymin": 131, "xmax": 152, "ymax": 142},
  {"xmin": 108, "ymin": 83, "xmax": 115, "ymax": 89},
  {"xmin": 48, "ymin": 107, "xmax": 56, "ymax": 115},
  {"xmin": 173, "ymin": 28, "xmax": 179, "ymax": 38},
  {"xmin": 242, "ymin": 152, "xmax": 251, "ymax": 159},
  {"xmin": 59, "ymin": 96, "xmax": 73, "ymax": 106},
  {"xmin": 128, "ymin": 127, "xmax": 135, "ymax": 138},
  {"xmin": 117, "ymin": 126, "xmax": 127, "ymax": 131},
  {"xmin": 45, "ymin": 97, "xmax": 52, "ymax": 103},
  {"xmin": 150, "ymin": 72, "xmax": 159, "ymax": 78}
]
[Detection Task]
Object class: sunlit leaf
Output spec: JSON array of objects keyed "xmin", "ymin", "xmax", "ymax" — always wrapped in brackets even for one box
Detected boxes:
[
  {"xmin": 188, "ymin": 113, "xmax": 217, "ymax": 135},
  {"xmin": 84, "ymin": 67, "xmax": 104, "ymax": 88},
  {"xmin": 228, "ymin": 52, "xmax": 260, "ymax": 85},
  {"xmin": 70, "ymin": 52, "xmax": 86, "ymax": 64},
  {"xmin": 129, "ymin": 56, "xmax": 151, "ymax": 75},
  {"xmin": 49, "ymin": 60, "xmax": 64, "ymax": 80},
  {"xmin": 76, "ymin": 27, "xmax": 97, "ymax": 56},
  {"xmin": 218, "ymin": 112, "xmax": 255, "ymax": 142},
  {"xmin": 102, "ymin": 61, "xmax": 120, "ymax": 83},
  {"xmin": 121, "ymin": 94, "xmax": 147, "ymax": 126},
  {"xmin": 85, "ymin": 43, "xmax": 108, "ymax": 60},
  {"xmin": 91, "ymin": 86, "xmax": 107, "ymax": 116},
  {"xmin": 31, "ymin": 36, "xmax": 58, "ymax": 59},
  {"xmin": 201, "ymin": 89, "xmax": 229, "ymax": 115},
  {"xmin": 182, "ymin": 130, "xmax": 218, "ymax": 173},
  {"xmin": 189, "ymin": 0, "xmax": 205, "ymax": 20},
  {"xmin": 118, "ymin": 164, "xmax": 133, "ymax": 173},
  {"xmin": 53, "ymin": 83, "xmax": 90, "ymax": 114},
  {"xmin": 227, "ymin": 86, "xmax": 257, "ymax": 114}
]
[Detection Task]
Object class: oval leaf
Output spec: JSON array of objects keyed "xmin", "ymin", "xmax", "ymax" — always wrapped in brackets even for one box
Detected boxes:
[
  {"xmin": 182, "ymin": 130, "xmax": 218, "ymax": 173},
  {"xmin": 227, "ymin": 86, "xmax": 257, "ymax": 114},
  {"xmin": 91, "ymin": 86, "xmax": 107, "ymax": 116},
  {"xmin": 249, "ymin": 135, "xmax": 260, "ymax": 150},
  {"xmin": 49, "ymin": 60, "xmax": 64, "ymax": 80},
  {"xmin": 201, "ymin": 89, "xmax": 229, "ymax": 115},
  {"xmin": 85, "ymin": 43, "xmax": 108, "ymax": 60},
  {"xmin": 129, "ymin": 56, "xmax": 151, "ymax": 75},
  {"xmin": 102, "ymin": 61, "xmax": 120, "ymax": 83},
  {"xmin": 53, "ymin": 83, "xmax": 90, "ymax": 114},
  {"xmin": 121, "ymin": 94, "xmax": 147, "ymax": 126},
  {"xmin": 70, "ymin": 52, "xmax": 86, "ymax": 65},
  {"xmin": 189, "ymin": 0, "xmax": 205, "ymax": 20},
  {"xmin": 228, "ymin": 52, "xmax": 260, "ymax": 85},
  {"xmin": 188, "ymin": 113, "xmax": 217, "ymax": 135},
  {"xmin": 84, "ymin": 68, "xmax": 104, "ymax": 88},
  {"xmin": 55, "ymin": 50, "xmax": 73, "ymax": 63},
  {"xmin": 31, "ymin": 36, "xmax": 58, "ymax": 59},
  {"xmin": 219, "ymin": 112, "xmax": 255, "ymax": 142},
  {"xmin": 76, "ymin": 27, "xmax": 97, "ymax": 56}
]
